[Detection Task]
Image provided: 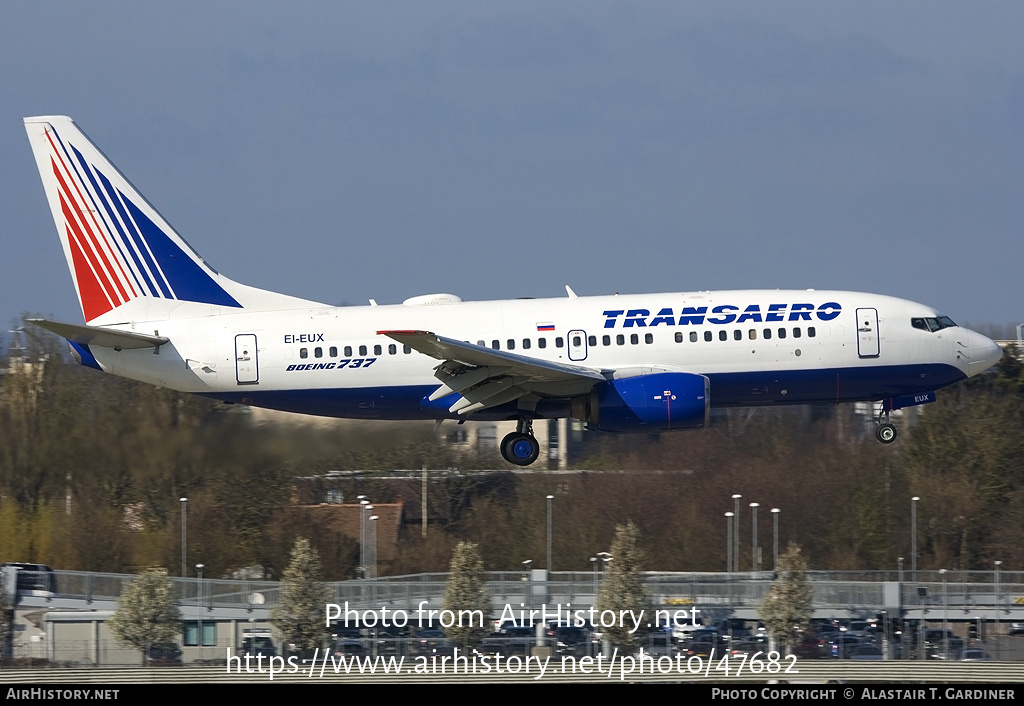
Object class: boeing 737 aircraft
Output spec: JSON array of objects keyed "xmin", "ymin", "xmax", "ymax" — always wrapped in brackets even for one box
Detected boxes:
[{"xmin": 23, "ymin": 115, "xmax": 1003, "ymax": 466}]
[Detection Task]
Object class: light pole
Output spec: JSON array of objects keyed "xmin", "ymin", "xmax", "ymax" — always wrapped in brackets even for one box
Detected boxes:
[
  {"xmin": 995, "ymin": 560, "xmax": 1003, "ymax": 652},
  {"xmin": 179, "ymin": 498, "xmax": 188, "ymax": 578},
  {"xmin": 725, "ymin": 512, "xmax": 734, "ymax": 576},
  {"xmin": 771, "ymin": 508, "xmax": 780, "ymax": 570},
  {"xmin": 898, "ymin": 557, "xmax": 904, "ymax": 584},
  {"xmin": 911, "ymin": 496, "xmax": 920, "ymax": 576},
  {"xmin": 546, "ymin": 495, "xmax": 554, "ymax": 573},
  {"xmin": 362, "ymin": 495, "xmax": 374, "ymax": 577},
  {"xmin": 196, "ymin": 563, "xmax": 205, "ymax": 661},
  {"xmin": 593, "ymin": 552, "xmax": 611, "ymax": 604},
  {"xmin": 732, "ymin": 494, "xmax": 742, "ymax": 573},
  {"xmin": 522, "ymin": 559, "xmax": 532, "ymax": 603},
  {"xmin": 750, "ymin": 502, "xmax": 759, "ymax": 573},
  {"xmin": 939, "ymin": 568, "xmax": 949, "ymax": 658},
  {"xmin": 369, "ymin": 515, "xmax": 379, "ymax": 605},
  {"xmin": 369, "ymin": 515, "xmax": 379, "ymax": 579}
]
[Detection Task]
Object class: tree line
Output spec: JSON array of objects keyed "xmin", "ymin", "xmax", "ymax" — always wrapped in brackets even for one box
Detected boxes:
[{"xmin": 2, "ymin": 324, "xmax": 1022, "ymax": 578}]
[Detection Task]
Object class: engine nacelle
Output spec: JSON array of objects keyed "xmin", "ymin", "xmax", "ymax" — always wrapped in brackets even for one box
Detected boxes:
[{"xmin": 592, "ymin": 371, "xmax": 709, "ymax": 432}]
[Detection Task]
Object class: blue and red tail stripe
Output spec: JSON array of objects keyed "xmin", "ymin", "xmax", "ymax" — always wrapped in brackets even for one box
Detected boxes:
[{"xmin": 43, "ymin": 123, "xmax": 241, "ymax": 322}]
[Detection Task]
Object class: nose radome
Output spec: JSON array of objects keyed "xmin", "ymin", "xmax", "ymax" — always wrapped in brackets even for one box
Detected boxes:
[{"xmin": 967, "ymin": 332, "xmax": 1002, "ymax": 376}]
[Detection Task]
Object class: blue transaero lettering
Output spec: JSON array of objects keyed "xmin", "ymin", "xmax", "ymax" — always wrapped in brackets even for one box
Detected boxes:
[
  {"xmin": 283, "ymin": 333, "xmax": 325, "ymax": 343},
  {"xmin": 602, "ymin": 303, "xmax": 842, "ymax": 328}
]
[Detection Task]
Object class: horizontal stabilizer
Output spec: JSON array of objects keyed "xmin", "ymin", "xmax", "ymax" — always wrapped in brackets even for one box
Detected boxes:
[{"xmin": 28, "ymin": 318, "xmax": 169, "ymax": 350}]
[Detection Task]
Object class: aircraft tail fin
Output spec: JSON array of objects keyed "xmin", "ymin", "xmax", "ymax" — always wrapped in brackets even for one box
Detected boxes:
[{"xmin": 24, "ymin": 116, "xmax": 322, "ymax": 323}]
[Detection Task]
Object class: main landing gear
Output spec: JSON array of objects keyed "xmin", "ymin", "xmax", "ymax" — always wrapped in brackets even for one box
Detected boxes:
[
  {"xmin": 500, "ymin": 418, "xmax": 540, "ymax": 466},
  {"xmin": 876, "ymin": 407, "xmax": 897, "ymax": 444}
]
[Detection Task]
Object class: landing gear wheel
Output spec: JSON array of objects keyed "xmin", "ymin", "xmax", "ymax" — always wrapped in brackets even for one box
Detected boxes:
[
  {"xmin": 500, "ymin": 432, "xmax": 540, "ymax": 466},
  {"xmin": 876, "ymin": 423, "xmax": 897, "ymax": 444}
]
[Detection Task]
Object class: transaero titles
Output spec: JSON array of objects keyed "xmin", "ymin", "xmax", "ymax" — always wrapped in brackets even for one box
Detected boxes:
[{"xmin": 602, "ymin": 302, "xmax": 842, "ymax": 328}]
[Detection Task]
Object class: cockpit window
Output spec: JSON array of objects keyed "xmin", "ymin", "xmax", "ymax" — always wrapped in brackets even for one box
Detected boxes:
[{"xmin": 911, "ymin": 316, "xmax": 957, "ymax": 332}]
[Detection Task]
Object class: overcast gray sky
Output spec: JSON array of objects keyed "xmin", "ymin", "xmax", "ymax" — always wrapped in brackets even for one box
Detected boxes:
[{"xmin": 2, "ymin": 1, "xmax": 1022, "ymax": 338}]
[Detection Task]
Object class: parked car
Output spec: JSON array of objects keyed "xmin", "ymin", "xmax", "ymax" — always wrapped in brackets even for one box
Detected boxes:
[
  {"xmin": 413, "ymin": 628, "xmax": 447, "ymax": 655},
  {"xmin": 240, "ymin": 634, "xmax": 277, "ymax": 658},
  {"xmin": 147, "ymin": 642, "xmax": 183, "ymax": 666},
  {"xmin": 685, "ymin": 638, "xmax": 722, "ymax": 659},
  {"xmin": 547, "ymin": 625, "xmax": 589, "ymax": 655},
  {"xmin": 959, "ymin": 648, "xmax": 992, "ymax": 662},
  {"xmin": 829, "ymin": 635, "xmax": 862, "ymax": 659},
  {"xmin": 332, "ymin": 639, "xmax": 367, "ymax": 657},
  {"xmin": 474, "ymin": 641, "xmax": 510, "ymax": 658},
  {"xmin": 850, "ymin": 645, "xmax": 884, "ymax": 661}
]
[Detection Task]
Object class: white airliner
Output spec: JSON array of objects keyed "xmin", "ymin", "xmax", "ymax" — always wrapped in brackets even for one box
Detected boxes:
[{"xmin": 24, "ymin": 116, "xmax": 1003, "ymax": 466}]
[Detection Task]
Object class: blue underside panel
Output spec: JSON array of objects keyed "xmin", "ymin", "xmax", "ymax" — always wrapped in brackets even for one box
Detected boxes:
[{"xmin": 202, "ymin": 363, "xmax": 965, "ymax": 422}]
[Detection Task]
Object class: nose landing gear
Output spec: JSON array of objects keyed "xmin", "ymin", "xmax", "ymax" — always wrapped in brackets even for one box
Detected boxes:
[{"xmin": 500, "ymin": 418, "xmax": 541, "ymax": 466}]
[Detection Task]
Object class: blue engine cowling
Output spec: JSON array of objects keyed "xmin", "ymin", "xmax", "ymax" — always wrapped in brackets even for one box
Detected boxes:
[{"xmin": 593, "ymin": 371, "xmax": 709, "ymax": 432}]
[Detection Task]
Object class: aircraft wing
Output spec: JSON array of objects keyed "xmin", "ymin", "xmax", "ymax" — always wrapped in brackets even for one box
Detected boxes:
[
  {"xmin": 378, "ymin": 330, "xmax": 607, "ymax": 416},
  {"xmin": 28, "ymin": 319, "xmax": 169, "ymax": 350}
]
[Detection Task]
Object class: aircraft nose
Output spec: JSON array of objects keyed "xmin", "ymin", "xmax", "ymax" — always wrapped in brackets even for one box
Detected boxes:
[{"xmin": 965, "ymin": 331, "xmax": 1002, "ymax": 376}]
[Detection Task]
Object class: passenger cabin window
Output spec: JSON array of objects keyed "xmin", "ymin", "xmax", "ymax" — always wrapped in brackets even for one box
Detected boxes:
[
  {"xmin": 674, "ymin": 332, "xmax": 683, "ymax": 343},
  {"xmin": 388, "ymin": 344, "xmax": 396, "ymax": 355},
  {"xmin": 404, "ymin": 345, "xmax": 412, "ymax": 354},
  {"xmin": 523, "ymin": 339, "xmax": 531, "ymax": 350},
  {"xmin": 617, "ymin": 334, "xmax": 625, "ymax": 345},
  {"xmin": 314, "ymin": 347, "xmax": 323, "ymax": 358},
  {"xmin": 538, "ymin": 338, "xmax": 547, "ymax": 349},
  {"xmin": 733, "ymin": 330, "xmax": 742, "ymax": 341},
  {"xmin": 704, "ymin": 331, "xmax": 713, "ymax": 342},
  {"xmin": 492, "ymin": 340, "xmax": 500, "ymax": 349},
  {"xmin": 555, "ymin": 337, "xmax": 564, "ymax": 348},
  {"xmin": 778, "ymin": 329, "xmax": 786, "ymax": 339},
  {"xmin": 793, "ymin": 328, "xmax": 801, "ymax": 339},
  {"xmin": 344, "ymin": 346, "xmax": 352, "ymax": 357},
  {"xmin": 507, "ymin": 339, "xmax": 515, "ymax": 350},
  {"xmin": 748, "ymin": 329, "xmax": 757, "ymax": 340},
  {"xmin": 808, "ymin": 327, "xmax": 816, "ymax": 338},
  {"xmin": 719, "ymin": 330, "xmax": 727, "ymax": 341},
  {"xmin": 588, "ymin": 335, "xmax": 597, "ymax": 346},
  {"xmin": 604, "ymin": 335, "xmax": 612, "ymax": 346},
  {"xmin": 690, "ymin": 332, "xmax": 698, "ymax": 343},
  {"xmin": 630, "ymin": 333, "xmax": 639, "ymax": 345},
  {"xmin": 359, "ymin": 345, "xmax": 367, "ymax": 356},
  {"xmin": 763, "ymin": 329, "xmax": 772, "ymax": 340},
  {"xmin": 329, "ymin": 346, "xmax": 338, "ymax": 357},
  {"xmin": 645, "ymin": 333, "xmax": 653, "ymax": 344},
  {"xmin": 299, "ymin": 348, "xmax": 308, "ymax": 359}
]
